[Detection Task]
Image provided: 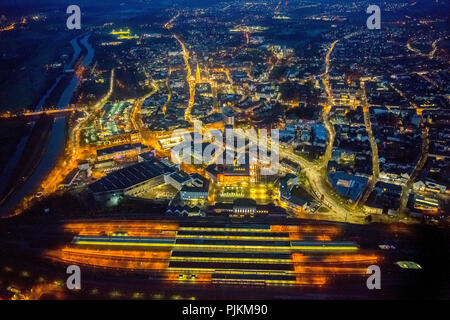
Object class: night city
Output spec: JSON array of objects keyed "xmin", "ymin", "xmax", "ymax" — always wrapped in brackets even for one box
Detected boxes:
[{"xmin": 0, "ymin": 0, "xmax": 449, "ymax": 308}]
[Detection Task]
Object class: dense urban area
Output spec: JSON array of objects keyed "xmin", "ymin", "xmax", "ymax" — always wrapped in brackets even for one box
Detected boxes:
[{"xmin": 0, "ymin": 0, "xmax": 449, "ymax": 300}]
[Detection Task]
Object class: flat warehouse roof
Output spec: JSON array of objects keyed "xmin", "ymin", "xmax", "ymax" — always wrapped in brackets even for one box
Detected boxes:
[
  {"xmin": 89, "ymin": 159, "xmax": 176, "ymax": 193},
  {"xmin": 73, "ymin": 236, "xmax": 176, "ymax": 244},
  {"xmin": 176, "ymin": 230, "xmax": 289, "ymax": 238},
  {"xmin": 175, "ymin": 239, "xmax": 292, "ymax": 247},
  {"xmin": 171, "ymin": 251, "xmax": 292, "ymax": 260},
  {"xmin": 97, "ymin": 143, "xmax": 145, "ymax": 157},
  {"xmin": 169, "ymin": 261, "xmax": 294, "ymax": 271},
  {"xmin": 212, "ymin": 273, "xmax": 296, "ymax": 282}
]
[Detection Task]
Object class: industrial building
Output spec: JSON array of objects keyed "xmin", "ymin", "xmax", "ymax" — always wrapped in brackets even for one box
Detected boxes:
[
  {"xmin": 208, "ymin": 198, "xmax": 286, "ymax": 218},
  {"xmin": 88, "ymin": 157, "xmax": 177, "ymax": 201},
  {"xmin": 175, "ymin": 173, "xmax": 210, "ymax": 201},
  {"xmin": 328, "ymin": 171, "xmax": 368, "ymax": 203},
  {"xmin": 45, "ymin": 221, "xmax": 377, "ymax": 289},
  {"xmin": 96, "ymin": 143, "xmax": 149, "ymax": 161},
  {"xmin": 206, "ymin": 163, "xmax": 250, "ymax": 184}
]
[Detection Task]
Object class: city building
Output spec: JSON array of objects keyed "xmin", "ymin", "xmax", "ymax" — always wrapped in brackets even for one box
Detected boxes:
[
  {"xmin": 206, "ymin": 163, "xmax": 250, "ymax": 184},
  {"xmin": 280, "ymin": 158, "xmax": 302, "ymax": 173},
  {"xmin": 165, "ymin": 171, "xmax": 192, "ymax": 190},
  {"xmin": 410, "ymin": 194, "xmax": 441, "ymax": 217},
  {"xmin": 96, "ymin": 143, "xmax": 148, "ymax": 161},
  {"xmin": 208, "ymin": 198, "xmax": 286, "ymax": 218},
  {"xmin": 328, "ymin": 172, "xmax": 368, "ymax": 203},
  {"xmin": 180, "ymin": 173, "xmax": 210, "ymax": 201},
  {"xmin": 88, "ymin": 157, "xmax": 177, "ymax": 201},
  {"xmin": 222, "ymin": 106, "xmax": 235, "ymax": 126}
]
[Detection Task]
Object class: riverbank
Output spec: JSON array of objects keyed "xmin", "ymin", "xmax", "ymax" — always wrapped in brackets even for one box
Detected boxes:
[
  {"xmin": 0, "ymin": 115, "xmax": 53, "ymax": 215},
  {"xmin": 0, "ymin": 33, "xmax": 95, "ymax": 217}
]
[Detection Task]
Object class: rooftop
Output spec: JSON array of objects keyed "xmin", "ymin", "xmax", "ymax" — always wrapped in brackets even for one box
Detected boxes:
[
  {"xmin": 328, "ymin": 171, "xmax": 368, "ymax": 202},
  {"xmin": 89, "ymin": 158, "xmax": 176, "ymax": 193},
  {"xmin": 97, "ymin": 143, "xmax": 146, "ymax": 157}
]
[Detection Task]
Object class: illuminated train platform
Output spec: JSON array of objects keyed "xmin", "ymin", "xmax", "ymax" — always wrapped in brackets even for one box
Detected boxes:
[{"xmin": 45, "ymin": 221, "xmax": 381, "ymax": 287}]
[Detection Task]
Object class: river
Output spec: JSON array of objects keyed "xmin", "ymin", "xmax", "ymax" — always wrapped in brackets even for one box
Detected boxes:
[
  {"xmin": 0, "ymin": 122, "xmax": 35, "ymax": 196},
  {"xmin": 0, "ymin": 32, "xmax": 95, "ymax": 216},
  {"xmin": 35, "ymin": 33, "xmax": 85, "ymax": 111}
]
